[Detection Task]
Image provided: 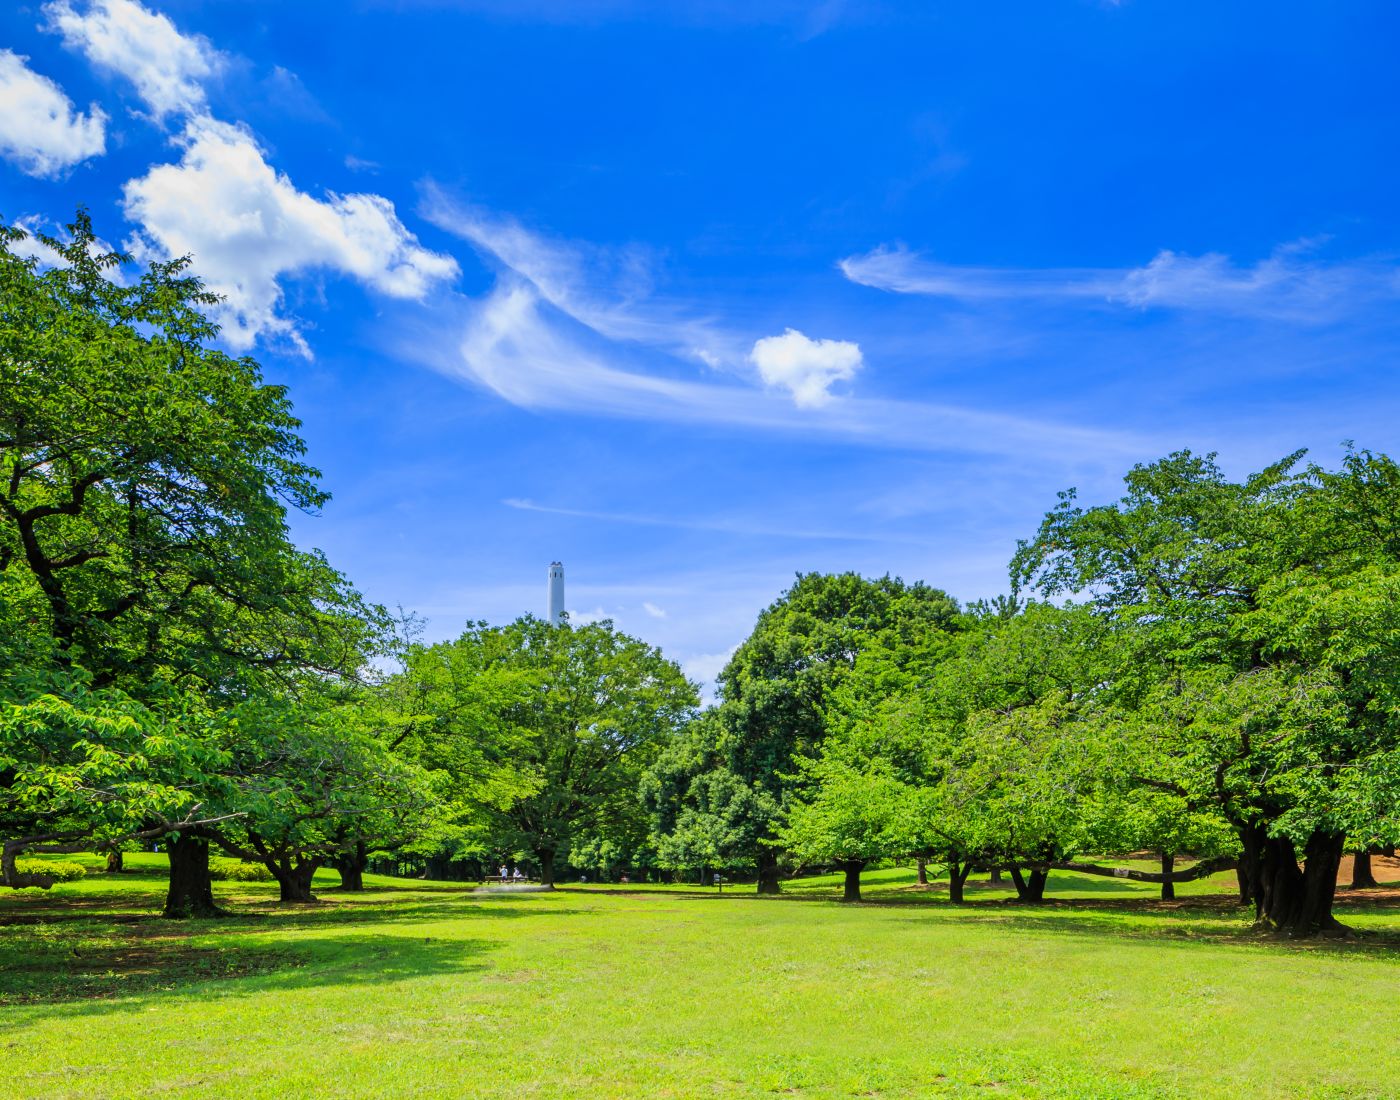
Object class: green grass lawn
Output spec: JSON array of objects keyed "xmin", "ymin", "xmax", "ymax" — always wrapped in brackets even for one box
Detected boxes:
[{"xmin": 5, "ymin": 855, "xmax": 1400, "ymax": 1099}]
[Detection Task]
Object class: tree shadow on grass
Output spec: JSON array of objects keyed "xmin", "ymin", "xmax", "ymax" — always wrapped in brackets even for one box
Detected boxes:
[
  {"xmin": 878, "ymin": 893, "xmax": 1400, "ymax": 955},
  {"xmin": 0, "ymin": 894, "xmax": 166, "ymax": 925},
  {"xmin": 0, "ymin": 883, "xmax": 587, "ymax": 933},
  {"xmin": 647, "ymin": 881, "xmax": 1400, "ymax": 955},
  {"xmin": 0, "ymin": 885, "xmax": 592, "ymax": 1015},
  {"xmin": 0, "ymin": 928, "xmax": 496, "ymax": 1013},
  {"xmin": 245, "ymin": 894, "xmax": 589, "ymax": 932}
]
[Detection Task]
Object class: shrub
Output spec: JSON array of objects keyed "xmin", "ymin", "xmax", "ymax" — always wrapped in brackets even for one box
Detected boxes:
[
  {"xmin": 14, "ymin": 859, "xmax": 87, "ymax": 883},
  {"xmin": 209, "ymin": 858, "xmax": 274, "ymax": 882}
]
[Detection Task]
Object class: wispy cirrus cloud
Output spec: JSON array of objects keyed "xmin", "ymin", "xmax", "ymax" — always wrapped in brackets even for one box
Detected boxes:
[
  {"xmin": 840, "ymin": 242, "xmax": 1400, "ymax": 324},
  {"xmin": 405, "ymin": 277, "xmax": 1150, "ymax": 460},
  {"xmin": 422, "ymin": 185, "xmax": 747, "ymax": 371},
  {"xmin": 502, "ymin": 496, "xmax": 938, "ymax": 544},
  {"xmin": 426, "ymin": 186, "xmax": 875, "ymax": 412},
  {"xmin": 404, "ymin": 190, "xmax": 1152, "ymax": 461}
]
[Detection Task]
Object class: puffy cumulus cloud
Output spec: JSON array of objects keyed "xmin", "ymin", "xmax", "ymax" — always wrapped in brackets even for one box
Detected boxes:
[
  {"xmin": 0, "ymin": 50, "xmax": 105, "ymax": 176},
  {"xmin": 122, "ymin": 116, "xmax": 459, "ymax": 352},
  {"xmin": 749, "ymin": 328, "xmax": 863, "ymax": 408},
  {"xmin": 44, "ymin": 0, "xmax": 222, "ymax": 121}
]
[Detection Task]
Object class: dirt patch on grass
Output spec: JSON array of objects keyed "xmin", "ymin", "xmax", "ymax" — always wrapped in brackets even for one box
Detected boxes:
[{"xmin": 1336, "ymin": 854, "xmax": 1400, "ymax": 887}]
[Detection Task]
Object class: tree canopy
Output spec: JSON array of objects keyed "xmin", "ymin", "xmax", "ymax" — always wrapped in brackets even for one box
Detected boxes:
[{"xmin": 396, "ymin": 615, "xmax": 698, "ymax": 885}]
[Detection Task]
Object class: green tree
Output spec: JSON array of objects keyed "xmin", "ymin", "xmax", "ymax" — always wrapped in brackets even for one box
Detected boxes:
[
  {"xmin": 778, "ymin": 758, "xmax": 919, "ymax": 902},
  {"xmin": 208, "ymin": 691, "xmax": 434, "ymax": 903},
  {"xmin": 712, "ymin": 572, "xmax": 960, "ymax": 892},
  {"xmin": 0, "ymin": 214, "xmax": 330, "ymax": 683},
  {"xmin": 401, "ymin": 616, "xmax": 697, "ymax": 886},
  {"xmin": 922, "ymin": 604, "xmax": 1124, "ymax": 902},
  {"xmin": 642, "ymin": 711, "xmax": 779, "ymax": 882},
  {"xmin": 0, "ymin": 213, "xmax": 388, "ymax": 915},
  {"xmin": 1014, "ymin": 448, "xmax": 1400, "ymax": 935},
  {"xmin": 774, "ymin": 602, "xmax": 964, "ymax": 902}
]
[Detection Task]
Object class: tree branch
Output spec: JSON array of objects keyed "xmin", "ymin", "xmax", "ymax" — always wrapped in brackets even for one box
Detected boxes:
[{"xmin": 1047, "ymin": 855, "xmax": 1238, "ymax": 884}]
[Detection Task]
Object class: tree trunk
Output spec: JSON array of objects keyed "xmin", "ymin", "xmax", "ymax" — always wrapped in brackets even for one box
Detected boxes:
[
  {"xmin": 1255, "ymin": 830, "xmax": 1346, "ymax": 937},
  {"xmin": 1008, "ymin": 865, "xmax": 1047, "ymax": 903},
  {"xmin": 947, "ymin": 861, "xmax": 972, "ymax": 904},
  {"xmin": 916, "ymin": 858, "xmax": 928, "ymax": 886},
  {"xmin": 163, "ymin": 832, "xmax": 222, "ymax": 919},
  {"xmin": 756, "ymin": 848, "xmax": 781, "ymax": 895},
  {"xmin": 989, "ymin": 867, "xmax": 1002, "ymax": 885},
  {"xmin": 336, "ymin": 841, "xmax": 367, "ymax": 891},
  {"xmin": 1235, "ymin": 863, "xmax": 1253, "ymax": 906},
  {"xmin": 1159, "ymin": 853, "xmax": 1175, "ymax": 901},
  {"xmin": 1349, "ymin": 851, "xmax": 1378, "ymax": 890},
  {"xmin": 538, "ymin": 849, "xmax": 556, "ymax": 888},
  {"xmin": 105, "ymin": 850, "xmax": 124, "ymax": 874},
  {"xmin": 840, "ymin": 859, "xmax": 865, "ymax": 902},
  {"xmin": 336, "ymin": 861, "xmax": 364, "ymax": 891},
  {"xmin": 1383, "ymin": 844, "xmax": 1396, "ymax": 859},
  {"xmin": 273, "ymin": 859, "xmax": 320, "ymax": 903},
  {"xmin": 1236, "ymin": 823, "xmax": 1263, "ymax": 907}
]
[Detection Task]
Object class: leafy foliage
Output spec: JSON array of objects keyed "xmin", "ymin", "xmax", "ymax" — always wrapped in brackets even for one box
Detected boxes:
[{"xmin": 397, "ymin": 616, "xmax": 697, "ymax": 882}]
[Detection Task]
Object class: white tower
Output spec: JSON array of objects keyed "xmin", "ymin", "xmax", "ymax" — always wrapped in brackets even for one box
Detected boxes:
[{"xmin": 547, "ymin": 562, "xmax": 565, "ymax": 626}]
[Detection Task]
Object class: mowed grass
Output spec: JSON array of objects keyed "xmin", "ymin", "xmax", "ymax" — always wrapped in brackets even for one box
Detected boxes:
[{"xmin": 5, "ymin": 856, "xmax": 1400, "ymax": 1099}]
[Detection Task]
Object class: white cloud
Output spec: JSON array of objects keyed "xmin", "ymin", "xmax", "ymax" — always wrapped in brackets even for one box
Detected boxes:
[
  {"xmin": 45, "ymin": 0, "xmax": 222, "ymax": 121},
  {"xmin": 422, "ymin": 186, "xmax": 747, "ymax": 371},
  {"xmin": 501, "ymin": 496, "xmax": 936, "ymax": 543},
  {"xmin": 11, "ymin": 214, "xmax": 124, "ymax": 273},
  {"xmin": 750, "ymin": 328, "xmax": 862, "ymax": 408},
  {"xmin": 122, "ymin": 116, "xmax": 459, "ymax": 352},
  {"xmin": 840, "ymin": 243, "xmax": 1400, "ymax": 323},
  {"xmin": 0, "ymin": 50, "xmax": 105, "ymax": 176},
  {"xmin": 642, "ymin": 601, "xmax": 667, "ymax": 619},
  {"xmin": 840, "ymin": 246, "xmax": 1118, "ymax": 301},
  {"xmin": 398, "ymin": 278, "xmax": 1149, "ymax": 461},
  {"xmin": 681, "ymin": 645, "xmax": 738, "ymax": 701},
  {"xmin": 400, "ymin": 193, "xmax": 1150, "ymax": 462},
  {"xmin": 9, "ymin": 218, "xmax": 68, "ymax": 268},
  {"xmin": 1114, "ymin": 246, "xmax": 1388, "ymax": 319}
]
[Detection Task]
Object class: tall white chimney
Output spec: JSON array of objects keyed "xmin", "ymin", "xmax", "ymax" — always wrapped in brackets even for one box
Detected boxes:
[{"xmin": 547, "ymin": 562, "xmax": 565, "ymax": 626}]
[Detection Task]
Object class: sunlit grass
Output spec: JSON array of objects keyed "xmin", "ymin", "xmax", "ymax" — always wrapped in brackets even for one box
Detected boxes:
[{"xmin": 5, "ymin": 854, "xmax": 1399, "ymax": 1098}]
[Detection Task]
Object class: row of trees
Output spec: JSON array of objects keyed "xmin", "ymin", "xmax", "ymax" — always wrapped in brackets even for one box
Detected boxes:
[
  {"xmin": 8, "ymin": 212, "xmax": 1400, "ymax": 940},
  {"xmin": 642, "ymin": 451, "xmax": 1400, "ymax": 937}
]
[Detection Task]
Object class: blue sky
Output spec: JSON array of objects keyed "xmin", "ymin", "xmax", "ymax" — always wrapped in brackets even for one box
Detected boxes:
[{"xmin": 4, "ymin": 1, "xmax": 1400, "ymax": 690}]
